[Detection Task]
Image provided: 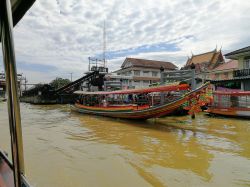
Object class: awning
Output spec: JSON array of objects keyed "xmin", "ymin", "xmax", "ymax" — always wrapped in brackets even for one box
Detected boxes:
[
  {"xmin": 74, "ymin": 84, "xmax": 190, "ymax": 95},
  {"xmin": 0, "ymin": 0, "xmax": 36, "ymax": 42}
]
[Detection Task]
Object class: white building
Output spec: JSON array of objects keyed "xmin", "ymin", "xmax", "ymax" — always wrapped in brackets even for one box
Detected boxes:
[{"xmin": 113, "ymin": 58, "xmax": 178, "ymax": 88}]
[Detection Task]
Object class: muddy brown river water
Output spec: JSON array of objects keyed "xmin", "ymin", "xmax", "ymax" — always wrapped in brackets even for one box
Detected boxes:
[{"xmin": 0, "ymin": 102, "xmax": 250, "ymax": 187}]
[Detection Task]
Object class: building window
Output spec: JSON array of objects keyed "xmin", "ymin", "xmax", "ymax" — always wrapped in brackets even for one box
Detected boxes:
[
  {"xmin": 125, "ymin": 71, "xmax": 132, "ymax": 76},
  {"xmin": 244, "ymin": 58, "xmax": 250, "ymax": 69},
  {"xmin": 134, "ymin": 70, "xmax": 140, "ymax": 76},
  {"xmin": 224, "ymin": 72, "xmax": 228, "ymax": 79},
  {"xmin": 152, "ymin": 72, "xmax": 158, "ymax": 77},
  {"xmin": 134, "ymin": 80, "xmax": 140, "ymax": 86},
  {"xmin": 216, "ymin": 74, "xmax": 220, "ymax": 79},
  {"xmin": 143, "ymin": 71, "xmax": 149, "ymax": 76},
  {"xmin": 143, "ymin": 80, "xmax": 150, "ymax": 86}
]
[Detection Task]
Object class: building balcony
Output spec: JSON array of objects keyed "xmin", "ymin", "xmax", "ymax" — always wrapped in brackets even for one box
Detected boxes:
[{"xmin": 233, "ymin": 68, "xmax": 250, "ymax": 77}]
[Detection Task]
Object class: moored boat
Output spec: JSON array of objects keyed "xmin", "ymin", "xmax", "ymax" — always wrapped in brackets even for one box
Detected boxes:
[
  {"xmin": 72, "ymin": 82, "xmax": 210, "ymax": 119},
  {"xmin": 206, "ymin": 91, "xmax": 250, "ymax": 118}
]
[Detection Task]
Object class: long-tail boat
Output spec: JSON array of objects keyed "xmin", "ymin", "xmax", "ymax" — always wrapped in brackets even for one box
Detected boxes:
[
  {"xmin": 206, "ymin": 91, "xmax": 250, "ymax": 118},
  {"xmin": 71, "ymin": 82, "xmax": 210, "ymax": 119}
]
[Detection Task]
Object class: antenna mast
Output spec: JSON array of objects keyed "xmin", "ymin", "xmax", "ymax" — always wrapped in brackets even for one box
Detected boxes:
[{"xmin": 103, "ymin": 20, "xmax": 106, "ymax": 68}]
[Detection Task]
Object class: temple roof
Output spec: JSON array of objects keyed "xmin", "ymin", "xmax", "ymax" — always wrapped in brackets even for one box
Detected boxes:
[{"xmin": 184, "ymin": 49, "xmax": 224, "ymax": 71}]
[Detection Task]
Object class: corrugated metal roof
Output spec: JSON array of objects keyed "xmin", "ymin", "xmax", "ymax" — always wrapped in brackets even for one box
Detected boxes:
[{"xmin": 225, "ymin": 46, "xmax": 250, "ymax": 59}]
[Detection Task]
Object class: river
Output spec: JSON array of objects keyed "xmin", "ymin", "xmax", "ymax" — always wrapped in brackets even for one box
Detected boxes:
[{"xmin": 0, "ymin": 102, "xmax": 250, "ymax": 187}]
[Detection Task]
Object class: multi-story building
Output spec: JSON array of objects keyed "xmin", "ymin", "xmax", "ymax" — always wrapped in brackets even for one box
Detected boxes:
[
  {"xmin": 206, "ymin": 60, "xmax": 242, "ymax": 90},
  {"xmin": 224, "ymin": 46, "xmax": 250, "ymax": 90},
  {"xmin": 207, "ymin": 60, "xmax": 238, "ymax": 80},
  {"xmin": 114, "ymin": 57, "xmax": 178, "ymax": 88},
  {"xmin": 0, "ymin": 73, "xmax": 23, "ymax": 98}
]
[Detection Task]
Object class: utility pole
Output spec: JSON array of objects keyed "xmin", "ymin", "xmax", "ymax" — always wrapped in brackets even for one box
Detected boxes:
[
  {"xmin": 70, "ymin": 73, "xmax": 73, "ymax": 82},
  {"xmin": 24, "ymin": 77, "xmax": 27, "ymax": 91},
  {"xmin": 103, "ymin": 20, "xmax": 106, "ymax": 68},
  {"xmin": 160, "ymin": 66, "xmax": 165, "ymax": 105},
  {"xmin": 19, "ymin": 74, "xmax": 22, "ymax": 96}
]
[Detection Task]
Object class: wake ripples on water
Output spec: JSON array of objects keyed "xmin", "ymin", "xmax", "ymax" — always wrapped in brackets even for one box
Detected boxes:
[{"xmin": 1, "ymin": 102, "xmax": 250, "ymax": 187}]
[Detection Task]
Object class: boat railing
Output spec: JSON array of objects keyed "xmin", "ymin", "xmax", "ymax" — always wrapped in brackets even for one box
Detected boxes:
[{"xmin": 212, "ymin": 95, "xmax": 250, "ymax": 108}]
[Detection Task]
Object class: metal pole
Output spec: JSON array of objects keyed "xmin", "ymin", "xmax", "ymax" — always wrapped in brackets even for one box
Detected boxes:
[
  {"xmin": 19, "ymin": 74, "xmax": 22, "ymax": 97},
  {"xmin": 103, "ymin": 20, "xmax": 106, "ymax": 68},
  {"xmin": 104, "ymin": 81, "xmax": 106, "ymax": 91},
  {"xmin": 191, "ymin": 69, "xmax": 196, "ymax": 90},
  {"xmin": 70, "ymin": 73, "xmax": 72, "ymax": 82},
  {"xmin": 190, "ymin": 63, "xmax": 196, "ymax": 90},
  {"xmin": 160, "ymin": 66, "xmax": 164, "ymax": 105},
  {"xmin": 120, "ymin": 79, "xmax": 123, "ymax": 90},
  {"xmin": 88, "ymin": 57, "xmax": 90, "ymax": 71},
  {"xmin": 1, "ymin": 0, "xmax": 25, "ymax": 186},
  {"xmin": 25, "ymin": 77, "xmax": 27, "ymax": 91}
]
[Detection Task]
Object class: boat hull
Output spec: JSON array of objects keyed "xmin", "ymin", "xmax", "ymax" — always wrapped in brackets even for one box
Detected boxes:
[
  {"xmin": 71, "ymin": 98, "xmax": 187, "ymax": 119},
  {"xmin": 206, "ymin": 107, "xmax": 250, "ymax": 118}
]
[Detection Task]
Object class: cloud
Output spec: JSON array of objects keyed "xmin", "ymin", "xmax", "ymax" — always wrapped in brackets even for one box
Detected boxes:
[{"xmin": 0, "ymin": 0, "xmax": 249, "ymax": 83}]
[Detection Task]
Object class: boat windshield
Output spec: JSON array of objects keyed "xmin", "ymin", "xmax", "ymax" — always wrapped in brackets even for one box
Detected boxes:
[
  {"xmin": 0, "ymin": 151, "xmax": 30, "ymax": 187},
  {"xmin": 0, "ymin": 151, "xmax": 14, "ymax": 187}
]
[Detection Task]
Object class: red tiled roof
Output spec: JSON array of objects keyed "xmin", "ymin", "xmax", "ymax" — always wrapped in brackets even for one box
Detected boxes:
[
  {"xmin": 213, "ymin": 60, "xmax": 238, "ymax": 71},
  {"xmin": 121, "ymin": 58, "xmax": 177, "ymax": 70}
]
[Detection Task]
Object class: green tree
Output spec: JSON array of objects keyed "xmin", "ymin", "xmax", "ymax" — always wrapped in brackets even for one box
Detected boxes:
[{"xmin": 50, "ymin": 77, "xmax": 71, "ymax": 90}]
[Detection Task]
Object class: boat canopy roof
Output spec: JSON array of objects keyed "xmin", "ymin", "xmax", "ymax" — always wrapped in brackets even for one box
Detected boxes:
[
  {"xmin": 74, "ymin": 84, "xmax": 190, "ymax": 95},
  {"xmin": 214, "ymin": 91, "xmax": 250, "ymax": 96},
  {"xmin": 0, "ymin": 0, "xmax": 36, "ymax": 42}
]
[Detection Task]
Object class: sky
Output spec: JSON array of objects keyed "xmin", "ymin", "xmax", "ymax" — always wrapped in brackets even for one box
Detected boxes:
[{"xmin": 0, "ymin": 0, "xmax": 250, "ymax": 83}]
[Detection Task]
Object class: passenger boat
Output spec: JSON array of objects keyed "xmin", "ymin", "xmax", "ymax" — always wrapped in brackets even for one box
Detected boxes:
[
  {"xmin": 206, "ymin": 91, "xmax": 250, "ymax": 118},
  {"xmin": 0, "ymin": 0, "xmax": 35, "ymax": 186},
  {"xmin": 72, "ymin": 82, "xmax": 210, "ymax": 119}
]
